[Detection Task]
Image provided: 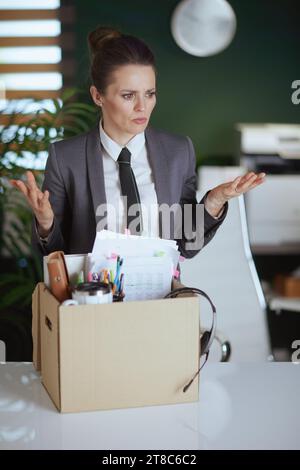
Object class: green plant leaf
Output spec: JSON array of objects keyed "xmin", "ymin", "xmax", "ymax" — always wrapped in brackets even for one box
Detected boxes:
[{"xmin": 0, "ymin": 282, "xmax": 34, "ymax": 309}]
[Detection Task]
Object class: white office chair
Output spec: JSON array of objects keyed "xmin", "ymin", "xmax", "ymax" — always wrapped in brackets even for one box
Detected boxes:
[
  {"xmin": 180, "ymin": 167, "xmax": 271, "ymax": 362},
  {"xmin": 0, "ymin": 340, "xmax": 5, "ymax": 363}
]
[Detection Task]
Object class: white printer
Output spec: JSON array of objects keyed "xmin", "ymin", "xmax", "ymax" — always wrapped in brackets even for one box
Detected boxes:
[{"xmin": 236, "ymin": 123, "xmax": 300, "ymax": 251}]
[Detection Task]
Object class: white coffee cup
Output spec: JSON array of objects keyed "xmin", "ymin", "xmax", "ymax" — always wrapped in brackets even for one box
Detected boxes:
[
  {"xmin": 72, "ymin": 282, "xmax": 113, "ymax": 305},
  {"xmin": 61, "ymin": 299, "xmax": 79, "ymax": 306}
]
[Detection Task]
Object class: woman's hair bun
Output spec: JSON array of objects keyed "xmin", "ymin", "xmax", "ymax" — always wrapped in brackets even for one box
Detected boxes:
[
  {"xmin": 87, "ymin": 25, "xmax": 156, "ymax": 93},
  {"xmin": 87, "ymin": 26, "xmax": 122, "ymax": 57}
]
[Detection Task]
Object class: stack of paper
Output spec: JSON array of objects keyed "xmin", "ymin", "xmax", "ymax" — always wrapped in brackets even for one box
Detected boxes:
[{"xmin": 87, "ymin": 230, "xmax": 180, "ymax": 301}]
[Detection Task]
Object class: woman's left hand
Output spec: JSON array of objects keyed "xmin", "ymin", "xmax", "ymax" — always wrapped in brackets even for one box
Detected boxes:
[{"xmin": 205, "ymin": 171, "xmax": 266, "ymax": 217}]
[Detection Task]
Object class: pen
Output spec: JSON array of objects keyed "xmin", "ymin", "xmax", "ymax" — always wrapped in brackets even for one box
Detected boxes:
[
  {"xmin": 116, "ymin": 274, "xmax": 121, "ymax": 293},
  {"xmin": 119, "ymin": 273, "xmax": 124, "ymax": 294},
  {"xmin": 113, "ymin": 257, "xmax": 123, "ymax": 293}
]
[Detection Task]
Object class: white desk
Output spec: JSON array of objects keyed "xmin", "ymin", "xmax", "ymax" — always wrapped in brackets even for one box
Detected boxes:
[{"xmin": 0, "ymin": 363, "xmax": 299, "ymax": 450}]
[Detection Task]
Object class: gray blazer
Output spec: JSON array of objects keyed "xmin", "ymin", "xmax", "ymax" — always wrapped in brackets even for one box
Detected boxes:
[{"xmin": 31, "ymin": 122, "xmax": 228, "ymax": 258}]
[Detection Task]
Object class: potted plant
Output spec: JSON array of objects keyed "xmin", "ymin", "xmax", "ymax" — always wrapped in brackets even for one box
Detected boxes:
[{"xmin": 0, "ymin": 88, "xmax": 97, "ymax": 359}]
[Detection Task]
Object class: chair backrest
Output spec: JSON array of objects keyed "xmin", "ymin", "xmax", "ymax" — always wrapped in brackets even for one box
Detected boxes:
[
  {"xmin": 0, "ymin": 340, "xmax": 5, "ymax": 362},
  {"xmin": 180, "ymin": 166, "xmax": 271, "ymax": 361}
]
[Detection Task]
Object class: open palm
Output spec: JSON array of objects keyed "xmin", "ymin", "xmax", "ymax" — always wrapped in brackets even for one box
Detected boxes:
[{"xmin": 10, "ymin": 170, "xmax": 54, "ymax": 231}]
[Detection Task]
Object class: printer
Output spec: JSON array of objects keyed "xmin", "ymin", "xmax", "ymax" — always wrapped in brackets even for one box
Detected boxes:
[
  {"xmin": 235, "ymin": 124, "xmax": 300, "ymax": 249},
  {"xmin": 235, "ymin": 123, "xmax": 300, "ymax": 174}
]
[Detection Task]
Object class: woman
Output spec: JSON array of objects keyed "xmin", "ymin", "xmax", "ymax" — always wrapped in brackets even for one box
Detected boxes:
[{"xmin": 10, "ymin": 27, "xmax": 265, "ymax": 258}]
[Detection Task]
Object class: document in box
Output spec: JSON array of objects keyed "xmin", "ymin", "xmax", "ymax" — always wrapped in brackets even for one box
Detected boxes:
[
  {"xmin": 121, "ymin": 256, "xmax": 173, "ymax": 301},
  {"xmin": 92, "ymin": 230, "xmax": 180, "ymax": 268},
  {"xmin": 89, "ymin": 230, "xmax": 179, "ymax": 301}
]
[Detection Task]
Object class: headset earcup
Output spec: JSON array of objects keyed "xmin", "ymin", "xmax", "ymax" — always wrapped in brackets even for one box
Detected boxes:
[
  {"xmin": 200, "ymin": 330, "xmax": 211, "ymax": 356},
  {"xmin": 164, "ymin": 287, "xmax": 216, "ymax": 357}
]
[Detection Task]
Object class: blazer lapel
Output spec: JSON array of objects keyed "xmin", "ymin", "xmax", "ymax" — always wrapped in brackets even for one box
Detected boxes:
[
  {"xmin": 86, "ymin": 123, "xmax": 107, "ymax": 228},
  {"xmin": 145, "ymin": 126, "xmax": 170, "ymax": 206}
]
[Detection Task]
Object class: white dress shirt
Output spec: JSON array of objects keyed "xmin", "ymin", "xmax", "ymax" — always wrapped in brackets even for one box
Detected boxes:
[{"xmin": 99, "ymin": 119, "xmax": 160, "ymax": 237}]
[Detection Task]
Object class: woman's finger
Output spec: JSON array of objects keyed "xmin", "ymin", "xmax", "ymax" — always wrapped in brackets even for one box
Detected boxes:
[
  {"xmin": 236, "ymin": 174, "xmax": 257, "ymax": 192},
  {"xmin": 39, "ymin": 190, "xmax": 50, "ymax": 207},
  {"xmin": 10, "ymin": 179, "xmax": 19, "ymax": 190},
  {"xmin": 231, "ymin": 175, "xmax": 243, "ymax": 190},
  {"xmin": 26, "ymin": 170, "xmax": 39, "ymax": 191},
  {"xmin": 239, "ymin": 172, "xmax": 255, "ymax": 185},
  {"xmin": 237, "ymin": 173, "xmax": 266, "ymax": 193},
  {"xmin": 247, "ymin": 176, "xmax": 266, "ymax": 191},
  {"xmin": 26, "ymin": 171, "xmax": 40, "ymax": 208},
  {"xmin": 10, "ymin": 179, "xmax": 29, "ymax": 198}
]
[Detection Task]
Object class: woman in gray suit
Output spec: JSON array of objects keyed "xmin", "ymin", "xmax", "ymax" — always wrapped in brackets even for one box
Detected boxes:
[{"xmin": 10, "ymin": 26, "xmax": 265, "ymax": 258}]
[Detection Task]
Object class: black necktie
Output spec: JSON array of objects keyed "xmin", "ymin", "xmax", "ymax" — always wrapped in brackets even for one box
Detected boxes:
[{"xmin": 117, "ymin": 147, "xmax": 143, "ymax": 235}]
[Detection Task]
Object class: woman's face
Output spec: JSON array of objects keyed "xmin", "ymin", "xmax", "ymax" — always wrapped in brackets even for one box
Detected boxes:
[{"xmin": 90, "ymin": 64, "xmax": 156, "ymax": 142}]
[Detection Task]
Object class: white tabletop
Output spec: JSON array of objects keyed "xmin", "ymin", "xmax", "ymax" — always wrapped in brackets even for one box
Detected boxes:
[{"xmin": 0, "ymin": 363, "xmax": 299, "ymax": 450}]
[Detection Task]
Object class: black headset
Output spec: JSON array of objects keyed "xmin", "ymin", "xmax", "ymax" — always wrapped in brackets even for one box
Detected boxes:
[{"xmin": 164, "ymin": 286, "xmax": 216, "ymax": 393}]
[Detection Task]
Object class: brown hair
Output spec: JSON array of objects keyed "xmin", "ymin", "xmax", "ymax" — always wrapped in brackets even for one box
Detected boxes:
[{"xmin": 87, "ymin": 26, "xmax": 156, "ymax": 93}]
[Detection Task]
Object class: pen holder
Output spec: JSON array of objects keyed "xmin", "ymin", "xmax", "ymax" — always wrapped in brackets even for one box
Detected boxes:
[
  {"xmin": 111, "ymin": 282, "xmax": 125, "ymax": 302},
  {"xmin": 113, "ymin": 292, "xmax": 125, "ymax": 302},
  {"xmin": 70, "ymin": 281, "xmax": 125, "ymax": 303}
]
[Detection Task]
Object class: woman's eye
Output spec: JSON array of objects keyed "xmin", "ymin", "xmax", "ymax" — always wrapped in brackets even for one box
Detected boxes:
[
  {"xmin": 122, "ymin": 92, "xmax": 156, "ymax": 100},
  {"xmin": 122, "ymin": 94, "xmax": 134, "ymax": 100}
]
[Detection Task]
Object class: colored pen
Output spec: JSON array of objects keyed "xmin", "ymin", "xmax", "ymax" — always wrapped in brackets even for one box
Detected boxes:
[
  {"xmin": 113, "ymin": 257, "xmax": 122, "ymax": 293},
  {"xmin": 119, "ymin": 273, "xmax": 124, "ymax": 294}
]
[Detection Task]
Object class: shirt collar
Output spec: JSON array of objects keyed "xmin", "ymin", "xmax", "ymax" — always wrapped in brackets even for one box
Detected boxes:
[{"xmin": 99, "ymin": 118, "xmax": 145, "ymax": 162}]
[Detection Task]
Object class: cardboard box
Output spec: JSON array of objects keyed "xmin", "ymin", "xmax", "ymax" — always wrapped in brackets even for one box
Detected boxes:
[{"xmin": 32, "ymin": 281, "xmax": 200, "ymax": 413}]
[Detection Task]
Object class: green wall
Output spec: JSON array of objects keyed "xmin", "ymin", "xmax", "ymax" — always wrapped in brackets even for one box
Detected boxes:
[{"xmin": 74, "ymin": 0, "xmax": 300, "ymax": 165}]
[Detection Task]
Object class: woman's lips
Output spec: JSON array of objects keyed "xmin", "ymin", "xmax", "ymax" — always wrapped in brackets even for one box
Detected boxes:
[{"xmin": 132, "ymin": 118, "xmax": 147, "ymax": 124}]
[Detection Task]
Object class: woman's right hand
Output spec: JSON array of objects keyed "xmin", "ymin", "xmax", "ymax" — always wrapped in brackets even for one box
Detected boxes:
[{"xmin": 10, "ymin": 170, "xmax": 54, "ymax": 237}]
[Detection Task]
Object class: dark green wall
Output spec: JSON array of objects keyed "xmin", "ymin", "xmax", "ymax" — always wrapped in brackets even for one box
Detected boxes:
[{"xmin": 74, "ymin": 0, "xmax": 300, "ymax": 164}]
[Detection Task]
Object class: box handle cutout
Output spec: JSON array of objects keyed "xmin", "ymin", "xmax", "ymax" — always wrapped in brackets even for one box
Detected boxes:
[{"xmin": 45, "ymin": 316, "xmax": 52, "ymax": 331}]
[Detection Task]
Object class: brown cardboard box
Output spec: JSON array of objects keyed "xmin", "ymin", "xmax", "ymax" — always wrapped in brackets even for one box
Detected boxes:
[
  {"xmin": 32, "ymin": 282, "xmax": 200, "ymax": 413},
  {"xmin": 274, "ymin": 274, "xmax": 300, "ymax": 298}
]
